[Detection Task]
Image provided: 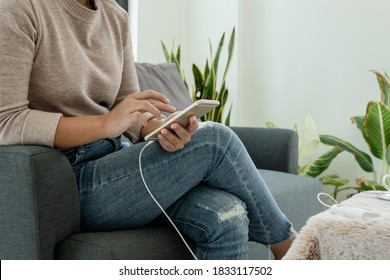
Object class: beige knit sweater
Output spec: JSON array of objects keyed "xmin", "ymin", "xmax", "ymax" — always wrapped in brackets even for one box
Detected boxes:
[{"xmin": 0, "ymin": 0, "xmax": 142, "ymax": 147}]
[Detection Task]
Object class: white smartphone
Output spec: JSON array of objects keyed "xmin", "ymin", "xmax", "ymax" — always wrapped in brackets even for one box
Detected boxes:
[{"xmin": 144, "ymin": 99, "xmax": 220, "ymax": 141}]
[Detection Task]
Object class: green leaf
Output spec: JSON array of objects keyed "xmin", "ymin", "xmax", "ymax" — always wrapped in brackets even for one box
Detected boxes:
[
  {"xmin": 161, "ymin": 40, "xmax": 170, "ymax": 63},
  {"xmin": 292, "ymin": 124, "xmax": 298, "ymax": 133},
  {"xmin": 222, "ymin": 27, "xmax": 236, "ymax": 84},
  {"xmin": 213, "ymin": 32, "xmax": 225, "ymax": 78},
  {"xmin": 355, "ymin": 177, "xmax": 388, "ymax": 192},
  {"xmin": 169, "ymin": 38, "xmax": 176, "ymax": 63},
  {"xmin": 300, "ymin": 147, "xmax": 342, "ymax": 177},
  {"xmin": 214, "ymin": 88, "xmax": 227, "ymax": 122},
  {"xmin": 320, "ymin": 134, "xmax": 374, "ymax": 172},
  {"xmin": 218, "ymin": 81, "xmax": 226, "ymax": 100},
  {"xmin": 362, "ymin": 101, "xmax": 390, "ymax": 160},
  {"xmin": 299, "ymin": 114, "xmax": 320, "ymax": 161},
  {"xmin": 387, "ymin": 145, "xmax": 390, "ymax": 166},
  {"xmin": 265, "ymin": 121, "xmax": 279, "ymax": 128},
  {"xmin": 181, "ymin": 74, "xmax": 189, "ymax": 93},
  {"xmin": 371, "ymin": 69, "xmax": 390, "ymax": 107},
  {"xmin": 192, "ymin": 64, "xmax": 204, "ymax": 100},
  {"xmin": 204, "ymin": 59, "xmax": 210, "ymax": 79},
  {"xmin": 203, "ymin": 64, "xmax": 216, "ymax": 101},
  {"xmin": 224, "ymin": 104, "xmax": 232, "ymax": 126},
  {"xmin": 172, "ymin": 55, "xmax": 180, "ymax": 72},
  {"xmin": 219, "ymin": 84, "xmax": 228, "ymax": 104},
  {"xmin": 176, "ymin": 45, "xmax": 181, "ymax": 65},
  {"xmin": 319, "ymin": 175, "xmax": 349, "ymax": 187},
  {"xmin": 351, "ymin": 115, "xmax": 364, "ymax": 132}
]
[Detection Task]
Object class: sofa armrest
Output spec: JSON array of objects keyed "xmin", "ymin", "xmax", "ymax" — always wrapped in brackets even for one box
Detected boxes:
[
  {"xmin": 230, "ymin": 127, "xmax": 299, "ymax": 174},
  {"xmin": 0, "ymin": 146, "xmax": 80, "ymax": 259}
]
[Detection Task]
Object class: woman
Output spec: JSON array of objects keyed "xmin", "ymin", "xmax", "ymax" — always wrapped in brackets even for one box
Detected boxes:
[{"xmin": 0, "ymin": 0, "xmax": 295, "ymax": 259}]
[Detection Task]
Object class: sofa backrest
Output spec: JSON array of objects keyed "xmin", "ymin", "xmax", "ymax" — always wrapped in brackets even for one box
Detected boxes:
[{"xmin": 135, "ymin": 63, "xmax": 192, "ymax": 115}]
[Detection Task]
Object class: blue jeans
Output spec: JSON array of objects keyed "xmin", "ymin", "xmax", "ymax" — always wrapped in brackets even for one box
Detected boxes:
[{"xmin": 61, "ymin": 122, "xmax": 293, "ymax": 259}]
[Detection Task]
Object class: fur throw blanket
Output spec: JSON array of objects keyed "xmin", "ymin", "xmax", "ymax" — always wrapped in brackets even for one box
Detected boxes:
[{"xmin": 283, "ymin": 192, "xmax": 390, "ymax": 260}]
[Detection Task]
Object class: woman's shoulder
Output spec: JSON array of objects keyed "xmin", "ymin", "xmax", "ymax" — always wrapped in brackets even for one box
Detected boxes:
[
  {"xmin": 0, "ymin": 0, "xmax": 55, "ymax": 19},
  {"xmin": 0, "ymin": 0, "xmax": 39, "ymax": 28},
  {"xmin": 0, "ymin": 0, "xmax": 34, "ymax": 12}
]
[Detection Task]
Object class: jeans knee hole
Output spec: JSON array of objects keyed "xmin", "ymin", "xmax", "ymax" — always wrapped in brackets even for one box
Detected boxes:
[{"xmin": 217, "ymin": 203, "xmax": 247, "ymax": 223}]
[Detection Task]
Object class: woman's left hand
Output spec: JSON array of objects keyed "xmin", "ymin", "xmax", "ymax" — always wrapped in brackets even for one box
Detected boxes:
[{"xmin": 158, "ymin": 115, "xmax": 199, "ymax": 152}]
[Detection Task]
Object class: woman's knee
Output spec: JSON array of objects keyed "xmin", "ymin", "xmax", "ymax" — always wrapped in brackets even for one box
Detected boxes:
[
  {"xmin": 193, "ymin": 122, "xmax": 239, "ymax": 150},
  {"xmin": 197, "ymin": 122, "xmax": 233, "ymax": 137},
  {"xmin": 199, "ymin": 199, "xmax": 250, "ymax": 259},
  {"xmin": 197, "ymin": 197, "xmax": 250, "ymax": 244},
  {"xmin": 213, "ymin": 201, "xmax": 249, "ymax": 238},
  {"xmin": 168, "ymin": 186, "xmax": 249, "ymax": 241}
]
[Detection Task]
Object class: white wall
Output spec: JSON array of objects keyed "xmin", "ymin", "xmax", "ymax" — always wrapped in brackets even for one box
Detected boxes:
[
  {"xmin": 131, "ymin": 0, "xmax": 390, "ymax": 196},
  {"xmin": 239, "ymin": 0, "xmax": 390, "ymax": 195}
]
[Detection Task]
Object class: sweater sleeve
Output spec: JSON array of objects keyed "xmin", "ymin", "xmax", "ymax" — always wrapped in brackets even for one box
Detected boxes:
[
  {"xmin": 113, "ymin": 21, "xmax": 149, "ymax": 144},
  {"xmin": 0, "ymin": 2, "xmax": 62, "ymax": 147}
]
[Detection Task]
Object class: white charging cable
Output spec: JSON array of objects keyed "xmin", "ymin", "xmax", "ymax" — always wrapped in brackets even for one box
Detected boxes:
[
  {"xmin": 317, "ymin": 192, "xmax": 339, "ymax": 208},
  {"xmin": 138, "ymin": 141, "xmax": 198, "ymax": 260}
]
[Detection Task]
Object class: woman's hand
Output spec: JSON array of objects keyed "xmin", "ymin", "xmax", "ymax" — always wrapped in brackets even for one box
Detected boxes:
[
  {"xmin": 102, "ymin": 90, "xmax": 176, "ymax": 138},
  {"xmin": 54, "ymin": 90, "xmax": 175, "ymax": 149},
  {"xmin": 158, "ymin": 114, "xmax": 199, "ymax": 152}
]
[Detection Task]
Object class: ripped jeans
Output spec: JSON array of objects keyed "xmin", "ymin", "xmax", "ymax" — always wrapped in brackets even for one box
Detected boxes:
[{"xmin": 61, "ymin": 122, "xmax": 293, "ymax": 259}]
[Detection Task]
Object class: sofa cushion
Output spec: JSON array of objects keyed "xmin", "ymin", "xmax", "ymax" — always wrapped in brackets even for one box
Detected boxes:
[
  {"xmin": 55, "ymin": 224, "xmax": 195, "ymax": 260},
  {"xmin": 0, "ymin": 146, "xmax": 80, "ymax": 259},
  {"xmin": 251, "ymin": 169, "xmax": 324, "ymax": 259},
  {"xmin": 135, "ymin": 62, "xmax": 192, "ymax": 113}
]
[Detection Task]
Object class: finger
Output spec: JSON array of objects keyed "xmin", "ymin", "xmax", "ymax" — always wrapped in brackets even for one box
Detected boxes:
[
  {"xmin": 131, "ymin": 100, "xmax": 162, "ymax": 119},
  {"xmin": 160, "ymin": 128, "xmax": 185, "ymax": 150},
  {"xmin": 158, "ymin": 134, "xmax": 176, "ymax": 152},
  {"xmin": 148, "ymin": 99, "xmax": 176, "ymax": 114},
  {"xmin": 186, "ymin": 115, "xmax": 199, "ymax": 133},
  {"xmin": 134, "ymin": 90, "xmax": 170, "ymax": 103},
  {"xmin": 170, "ymin": 123, "xmax": 191, "ymax": 142},
  {"xmin": 131, "ymin": 91, "xmax": 176, "ymax": 113}
]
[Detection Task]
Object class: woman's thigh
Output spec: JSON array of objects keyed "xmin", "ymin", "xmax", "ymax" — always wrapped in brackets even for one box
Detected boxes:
[
  {"xmin": 76, "ymin": 123, "xmax": 230, "ymax": 231},
  {"xmin": 73, "ymin": 122, "xmax": 291, "ymax": 246}
]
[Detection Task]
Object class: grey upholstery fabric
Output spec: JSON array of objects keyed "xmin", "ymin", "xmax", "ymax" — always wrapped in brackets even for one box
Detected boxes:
[
  {"xmin": 0, "ymin": 146, "xmax": 80, "ymax": 259},
  {"xmin": 55, "ymin": 224, "xmax": 194, "ymax": 260},
  {"xmin": 135, "ymin": 63, "xmax": 192, "ymax": 113},
  {"xmin": 0, "ymin": 62, "xmax": 324, "ymax": 260},
  {"xmin": 260, "ymin": 170, "xmax": 324, "ymax": 230},
  {"xmin": 230, "ymin": 127, "xmax": 298, "ymax": 174}
]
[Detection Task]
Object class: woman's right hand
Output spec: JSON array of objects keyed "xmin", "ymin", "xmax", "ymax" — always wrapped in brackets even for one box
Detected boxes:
[
  {"xmin": 101, "ymin": 90, "xmax": 176, "ymax": 138},
  {"xmin": 54, "ymin": 90, "xmax": 175, "ymax": 149}
]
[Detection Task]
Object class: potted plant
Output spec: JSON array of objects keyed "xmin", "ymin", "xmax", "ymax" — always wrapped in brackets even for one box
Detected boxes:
[
  {"xmin": 161, "ymin": 28, "xmax": 236, "ymax": 125},
  {"xmin": 267, "ymin": 70, "xmax": 390, "ymax": 200},
  {"xmin": 320, "ymin": 70, "xmax": 390, "ymax": 195}
]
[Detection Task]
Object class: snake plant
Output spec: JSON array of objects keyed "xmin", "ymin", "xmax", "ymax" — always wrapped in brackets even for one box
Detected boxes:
[{"xmin": 161, "ymin": 28, "xmax": 236, "ymax": 125}]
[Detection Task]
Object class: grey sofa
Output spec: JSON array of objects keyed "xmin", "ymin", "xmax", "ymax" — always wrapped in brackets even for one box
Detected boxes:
[{"xmin": 0, "ymin": 63, "xmax": 324, "ymax": 260}]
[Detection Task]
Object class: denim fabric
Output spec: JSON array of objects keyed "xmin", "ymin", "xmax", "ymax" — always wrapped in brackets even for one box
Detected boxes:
[{"xmin": 61, "ymin": 123, "xmax": 293, "ymax": 260}]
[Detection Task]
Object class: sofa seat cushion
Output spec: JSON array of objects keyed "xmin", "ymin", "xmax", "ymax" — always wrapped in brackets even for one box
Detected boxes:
[
  {"xmin": 54, "ymin": 224, "xmax": 194, "ymax": 260},
  {"xmin": 259, "ymin": 169, "xmax": 324, "ymax": 230}
]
